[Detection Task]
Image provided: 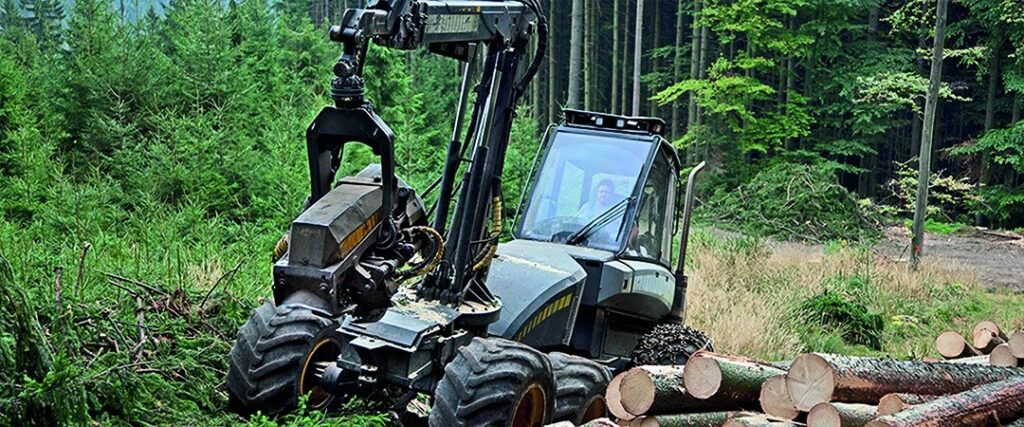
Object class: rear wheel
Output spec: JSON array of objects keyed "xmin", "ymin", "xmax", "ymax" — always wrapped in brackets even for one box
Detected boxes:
[
  {"xmin": 429, "ymin": 337, "xmax": 555, "ymax": 427},
  {"xmin": 632, "ymin": 323, "xmax": 714, "ymax": 366},
  {"xmin": 549, "ymin": 352, "xmax": 611, "ymax": 425},
  {"xmin": 226, "ymin": 300, "xmax": 340, "ymax": 417}
]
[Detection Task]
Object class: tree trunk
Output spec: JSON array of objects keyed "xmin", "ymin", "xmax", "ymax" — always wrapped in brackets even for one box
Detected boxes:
[
  {"xmin": 1013, "ymin": 93, "xmax": 1021, "ymax": 123},
  {"xmin": 911, "ymin": 0, "xmax": 949, "ymax": 269},
  {"xmin": 760, "ymin": 375, "xmax": 800, "ymax": 421},
  {"xmin": 583, "ymin": 0, "xmax": 592, "ymax": 111},
  {"xmin": 877, "ymin": 394, "xmax": 939, "ymax": 416},
  {"xmin": 724, "ymin": 416, "xmax": 800, "ymax": 427},
  {"xmin": 784, "ymin": 16, "xmax": 798, "ymax": 150},
  {"xmin": 607, "ymin": 372, "xmax": 637, "ymax": 421},
  {"xmin": 990, "ymin": 344, "xmax": 1020, "ymax": 367},
  {"xmin": 641, "ymin": 412, "xmax": 756, "ymax": 427},
  {"xmin": 979, "ymin": 41, "xmax": 1003, "ymax": 225},
  {"xmin": 866, "ymin": 375, "xmax": 1024, "ymax": 427},
  {"xmin": 935, "ymin": 330, "xmax": 980, "ymax": 359},
  {"xmin": 649, "ymin": 0, "xmax": 661, "ymax": 118},
  {"xmin": 808, "ymin": 403, "xmax": 876, "ymax": 427},
  {"xmin": 682, "ymin": 352, "xmax": 786, "ymax": 406},
  {"xmin": 568, "ymin": 0, "xmax": 584, "ymax": 109},
  {"xmin": 619, "ymin": 365, "xmax": 729, "ymax": 415},
  {"xmin": 547, "ymin": 0, "xmax": 557, "ymax": 122},
  {"xmin": 687, "ymin": 0, "xmax": 702, "ymax": 135},
  {"xmin": 671, "ymin": 0, "xmax": 686, "ymax": 140},
  {"xmin": 786, "ymin": 353, "xmax": 1021, "ymax": 412},
  {"xmin": 611, "ymin": 0, "xmax": 621, "ymax": 115},
  {"xmin": 631, "ymin": 0, "xmax": 644, "ymax": 115},
  {"xmin": 622, "ymin": 0, "xmax": 632, "ymax": 115}
]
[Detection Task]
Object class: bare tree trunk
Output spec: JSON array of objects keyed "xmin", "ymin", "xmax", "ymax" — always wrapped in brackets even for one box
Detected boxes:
[
  {"xmin": 612, "ymin": 0, "xmax": 621, "ymax": 115},
  {"xmin": 979, "ymin": 40, "xmax": 1003, "ymax": 224},
  {"xmin": 631, "ymin": 0, "xmax": 644, "ymax": 116},
  {"xmin": 547, "ymin": 0, "xmax": 557, "ymax": 122},
  {"xmin": 671, "ymin": 0, "xmax": 686, "ymax": 140},
  {"xmin": 649, "ymin": 0, "xmax": 662, "ymax": 118},
  {"xmin": 1014, "ymin": 93, "xmax": 1021, "ymax": 124},
  {"xmin": 622, "ymin": 0, "xmax": 632, "ymax": 115},
  {"xmin": 568, "ymin": 0, "xmax": 584, "ymax": 109},
  {"xmin": 583, "ymin": 0, "xmax": 592, "ymax": 110},
  {"xmin": 687, "ymin": 0, "xmax": 702, "ymax": 135},
  {"xmin": 911, "ymin": 0, "xmax": 949, "ymax": 269}
]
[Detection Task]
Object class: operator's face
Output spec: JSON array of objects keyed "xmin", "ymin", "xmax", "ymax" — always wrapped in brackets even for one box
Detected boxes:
[{"xmin": 596, "ymin": 185, "xmax": 612, "ymax": 204}]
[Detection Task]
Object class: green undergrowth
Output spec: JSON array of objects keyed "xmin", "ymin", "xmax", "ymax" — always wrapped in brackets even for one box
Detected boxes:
[
  {"xmin": 902, "ymin": 218, "xmax": 969, "ymax": 235},
  {"xmin": 687, "ymin": 231, "xmax": 1024, "ymax": 361}
]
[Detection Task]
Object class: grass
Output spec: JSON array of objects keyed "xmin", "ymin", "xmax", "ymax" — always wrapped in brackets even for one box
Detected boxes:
[
  {"xmin": 684, "ymin": 228, "xmax": 1024, "ymax": 361},
  {"xmin": 902, "ymin": 218, "xmax": 969, "ymax": 235}
]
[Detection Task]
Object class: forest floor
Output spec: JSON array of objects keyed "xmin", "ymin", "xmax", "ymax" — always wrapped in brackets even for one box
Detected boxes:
[{"xmin": 874, "ymin": 226, "xmax": 1024, "ymax": 291}]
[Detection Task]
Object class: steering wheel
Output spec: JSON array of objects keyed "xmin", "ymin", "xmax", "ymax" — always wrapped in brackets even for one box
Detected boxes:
[{"xmin": 531, "ymin": 216, "xmax": 584, "ymax": 242}]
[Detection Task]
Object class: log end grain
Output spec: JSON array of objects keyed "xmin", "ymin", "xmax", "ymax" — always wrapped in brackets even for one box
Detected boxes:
[
  {"xmin": 682, "ymin": 354, "xmax": 721, "ymax": 399},
  {"xmin": 1009, "ymin": 332, "xmax": 1024, "ymax": 359},
  {"xmin": 990, "ymin": 344, "xmax": 1018, "ymax": 367},
  {"xmin": 877, "ymin": 394, "xmax": 910, "ymax": 416},
  {"xmin": 972, "ymin": 320, "xmax": 1001, "ymax": 338},
  {"xmin": 786, "ymin": 353, "xmax": 836, "ymax": 412},
  {"xmin": 807, "ymin": 403, "xmax": 842, "ymax": 427},
  {"xmin": 607, "ymin": 373, "xmax": 637, "ymax": 421},
  {"xmin": 619, "ymin": 368, "xmax": 657, "ymax": 416},
  {"xmin": 935, "ymin": 330, "xmax": 975, "ymax": 359},
  {"xmin": 760, "ymin": 375, "xmax": 799, "ymax": 420}
]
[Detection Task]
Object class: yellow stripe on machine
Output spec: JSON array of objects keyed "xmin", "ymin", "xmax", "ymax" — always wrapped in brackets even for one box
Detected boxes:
[{"xmin": 514, "ymin": 293, "xmax": 574, "ymax": 341}]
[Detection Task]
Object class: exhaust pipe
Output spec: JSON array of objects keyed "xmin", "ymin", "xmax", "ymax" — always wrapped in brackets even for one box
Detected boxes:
[{"xmin": 669, "ymin": 161, "xmax": 706, "ymax": 322}]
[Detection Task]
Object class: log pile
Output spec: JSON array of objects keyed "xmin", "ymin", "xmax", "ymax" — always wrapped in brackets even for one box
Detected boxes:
[{"xmin": 565, "ymin": 320, "xmax": 1024, "ymax": 427}]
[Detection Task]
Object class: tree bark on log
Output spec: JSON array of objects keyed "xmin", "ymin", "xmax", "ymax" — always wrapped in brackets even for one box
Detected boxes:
[
  {"xmin": 723, "ymin": 415, "xmax": 800, "ymax": 427},
  {"xmin": 935, "ymin": 330, "xmax": 979, "ymax": 359},
  {"xmin": 807, "ymin": 403, "xmax": 876, "ymax": 427},
  {"xmin": 786, "ymin": 353, "xmax": 1021, "ymax": 411},
  {"xmin": 990, "ymin": 344, "xmax": 1020, "ymax": 367},
  {"xmin": 619, "ymin": 365, "xmax": 726, "ymax": 415},
  {"xmin": 760, "ymin": 375, "xmax": 800, "ymax": 420},
  {"xmin": 607, "ymin": 372, "xmax": 637, "ymax": 421},
  {"xmin": 638, "ymin": 411, "xmax": 755, "ymax": 427},
  {"xmin": 974, "ymin": 329, "xmax": 1007, "ymax": 354},
  {"xmin": 865, "ymin": 375, "xmax": 1024, "ymax": 427},
  {"xmin": 1008, "ymin": 332, "xmax": 1024, "ymax": 359},
  {"xmin": 925, "ymin": 355, "xmax": 988, "ymax": 365},
  {"xmin": 683, "ymin": 351, "xmax": 786, "ymax": 406},
  {"xmin": 877, "ymin": 394, "xmax": 938, "ymax": 416}
]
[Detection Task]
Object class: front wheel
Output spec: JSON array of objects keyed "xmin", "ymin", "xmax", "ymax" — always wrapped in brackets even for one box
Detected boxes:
[
  {"xmin": 549, "ymin": 352, "xmax": 611, "ymax": 425},
  {"xmin": 429, "ymin": 338, "xmax": 555, "ymax": 427},
  {"xmin": 226, "ymin": 300, "xmax": 340, "ymax": 417}
]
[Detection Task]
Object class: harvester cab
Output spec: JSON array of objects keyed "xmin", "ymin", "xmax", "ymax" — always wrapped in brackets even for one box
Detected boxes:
[{"xmin": 226, "ymin": 1, "xmax": 711, "ymax": 425}]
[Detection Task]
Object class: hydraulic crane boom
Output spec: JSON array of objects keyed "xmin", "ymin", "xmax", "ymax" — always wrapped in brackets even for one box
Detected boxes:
[{"xmin": 298, "ymin": 0, "xmax": 546, "ymax": 320}]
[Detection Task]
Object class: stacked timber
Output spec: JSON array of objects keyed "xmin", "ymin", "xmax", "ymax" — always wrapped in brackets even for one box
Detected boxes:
[{"xmin": 581, "ymin": 320, "xmax": 1024, "ymax": 427}]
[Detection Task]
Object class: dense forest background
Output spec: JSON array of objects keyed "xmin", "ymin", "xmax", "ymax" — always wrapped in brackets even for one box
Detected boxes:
[{"xmin": 1, "ymin": 0, "xmax": 1023, "ymax": 425}]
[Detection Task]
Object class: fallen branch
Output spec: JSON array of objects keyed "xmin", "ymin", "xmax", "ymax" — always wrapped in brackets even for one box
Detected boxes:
[
  {"xmin": 200, "ymin": 259, "xmax": 243, "ymax": 309},
  {"xmin": 133, "ymin": 296, "xmax": 147, "ymax": 363}
]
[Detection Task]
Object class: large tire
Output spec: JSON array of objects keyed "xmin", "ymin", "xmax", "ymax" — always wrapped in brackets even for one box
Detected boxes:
[
  {"xmin": 226, "ymin": 300, "xmax": 339, "ymax": 417},
  {"xmin": 429, "ymin": 337, "xmax": 556, "ymax": 427},
  {"xmin": 549, "ymin": 352, "xmax": 612, "ymax": 425},
  {"xmin": 632, "ymin": 323, "xmax": 714, "ymax": 366}
]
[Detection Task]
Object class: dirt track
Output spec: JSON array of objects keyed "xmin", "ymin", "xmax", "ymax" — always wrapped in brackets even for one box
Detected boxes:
[{"xmin": 876, "ymin": 227, "xmax": 1024, "ymax": 291}]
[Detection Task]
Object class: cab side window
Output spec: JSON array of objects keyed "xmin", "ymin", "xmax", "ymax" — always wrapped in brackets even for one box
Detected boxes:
[{"xmin": 627, "ymin": 152, "xmax": 675, "ymax": 265}]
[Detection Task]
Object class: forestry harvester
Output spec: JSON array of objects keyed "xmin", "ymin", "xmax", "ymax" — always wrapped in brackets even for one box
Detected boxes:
[{"xmin": 226, "ymin": 1, "xmax": 712, "ymax": 425}]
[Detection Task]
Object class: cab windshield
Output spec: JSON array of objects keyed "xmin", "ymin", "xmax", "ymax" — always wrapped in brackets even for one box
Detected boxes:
[{"xmin": 518, "ymin": 131, "xmax": 651, "ymax": 251}]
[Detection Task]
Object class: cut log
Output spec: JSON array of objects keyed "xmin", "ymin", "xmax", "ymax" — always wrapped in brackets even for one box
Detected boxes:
[
  {"xmin": 638, "ymin": 411, "xmax": 754, "ymax": 427},
  {"xmin": 619, "ymin": 365, "xmax": 726, "ymax": 415},
  {"xmin": 785, "ymin": 353, "xmax": 1021, "ymax": 411},
  {"xmin": 972, "ymin": 320, "xmax": 1007, "ymax": 340},
  {"xmin": 577, "ymin": 418, "xmax": 620, "ymax": 427},
  {"xmin": 807, "ymin": 403, "xmax": 876, "ymax": 427},
  {"xmin": 929, "ymin": 355, "xmax": 989, "ymax": 365},
  {"xmin": 991, "ymin": 343, "xmax": 1020, "ymax": 367},
  {"xmin": 682, "ymin": 351, "xmax": 785, "ymax": 406},
  {"xmin": 760, "ymin": 375, "xmax": 800, "ymax": 420},
  {"xmin": 876, "ymin": 394, "xmax": 939, "ymax": 416},
  {"xmin": 974, "ymin": 328, "xmax": 1008, "ymax": 354},
  {"xmin": 934, "ymin": 330, "xmax": 979, "ymax": 359},
  {"xmin": 723, "ymin": 415, "xmax": 800, "ymax": 427},
  {"xmin": 866, "ymin": 374, "xmax": 1024, "ymax": 427},
  {"xmin": 1009, "ymin": 332, "xmax": 1024, "ymax": 359},
  {"xmin": 607, "ymin": 373, "xmax": 636, "ymax": 421}
]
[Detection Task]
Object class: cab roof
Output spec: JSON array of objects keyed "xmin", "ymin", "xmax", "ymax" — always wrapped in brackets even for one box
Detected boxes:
[{"xmin": 562, "ymin": 109, "xmax": 666, "ymax": 136}]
